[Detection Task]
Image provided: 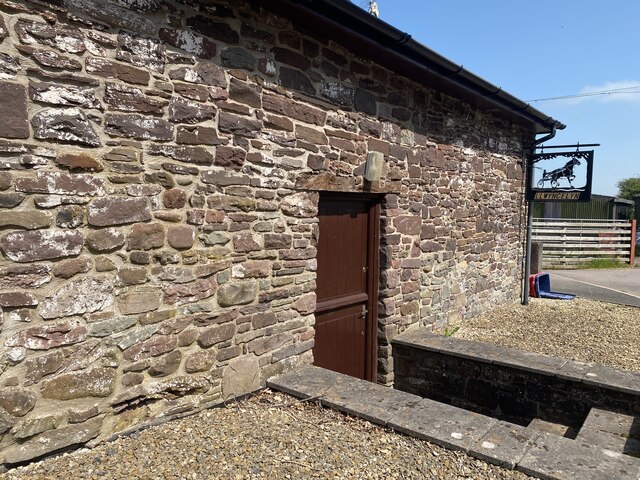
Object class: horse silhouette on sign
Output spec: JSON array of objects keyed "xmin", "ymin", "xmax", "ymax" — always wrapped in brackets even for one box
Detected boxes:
[{"xmin": 537, "ymin": 158, "xmax": 581, "ymax": 188}]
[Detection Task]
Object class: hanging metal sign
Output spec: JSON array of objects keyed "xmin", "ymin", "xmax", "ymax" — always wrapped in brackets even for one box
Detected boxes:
[{"xmin": 526, "ymin": 149, "xmax": 594, "ymax": 202}]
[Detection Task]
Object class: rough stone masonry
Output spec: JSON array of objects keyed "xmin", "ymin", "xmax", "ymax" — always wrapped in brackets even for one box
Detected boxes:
[{"xmin": 0, "ymin": 0, "xmax": 530, "ymax": 467}]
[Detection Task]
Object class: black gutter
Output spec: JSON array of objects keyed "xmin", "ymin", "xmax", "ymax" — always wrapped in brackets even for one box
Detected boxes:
[{"xmin": 287, "ymin": 0, "xmax": 565, "ymax": 134}]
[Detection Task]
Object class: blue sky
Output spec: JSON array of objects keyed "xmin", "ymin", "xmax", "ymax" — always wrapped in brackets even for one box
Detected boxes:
[{"xmin": 357, "ymin": 1, "xmax": 640, "ymax": 196}]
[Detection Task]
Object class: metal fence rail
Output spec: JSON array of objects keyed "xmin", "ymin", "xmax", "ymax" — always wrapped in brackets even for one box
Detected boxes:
[{"xmin": 532, "ymin": 218, "xmax": 637, "ymax": 268}]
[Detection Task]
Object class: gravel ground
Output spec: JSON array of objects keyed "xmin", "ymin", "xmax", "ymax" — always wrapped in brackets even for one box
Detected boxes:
[
  {"xmin": 454, "ymin": 298, "xmax": 640, "ymax": 372},
  {"xmin": 1, "ymin": 390, "xmax": 533, "ymax": 480}
]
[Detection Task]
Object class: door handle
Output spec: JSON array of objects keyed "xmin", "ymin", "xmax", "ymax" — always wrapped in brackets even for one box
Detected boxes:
[{"xmin": 361, "ymin": 305, "xmax": 368, "ymax": 318}]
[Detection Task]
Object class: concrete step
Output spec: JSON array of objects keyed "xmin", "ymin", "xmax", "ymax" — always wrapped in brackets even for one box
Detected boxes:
[
  {"xmin": 577, "ymin": 407, "xmax": 640, "ymax": 457},
  {"xmin": 268, "ymin": 365, "xmax": 640, "ymax": 480}
]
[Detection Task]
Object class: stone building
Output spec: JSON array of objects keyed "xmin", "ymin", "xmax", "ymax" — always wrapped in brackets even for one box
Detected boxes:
[{"xmin": 0, "ymin": 0, "xmax": 562, "ymax": 466}]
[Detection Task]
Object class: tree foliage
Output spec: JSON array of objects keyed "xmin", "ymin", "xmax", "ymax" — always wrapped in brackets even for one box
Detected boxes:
[{"xmin": 616, "ymin": 177, "xmax": 640, "ymax": 200}]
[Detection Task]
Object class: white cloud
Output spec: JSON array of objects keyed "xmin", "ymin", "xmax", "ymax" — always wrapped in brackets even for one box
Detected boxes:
[{"xmin": 573, "ymin": 80, "xmax": 640, "ymax": 104}]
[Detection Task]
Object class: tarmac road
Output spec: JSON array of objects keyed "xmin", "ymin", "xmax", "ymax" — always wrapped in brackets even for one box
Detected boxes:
[{"xmin": 546, "ymin": 268, "xmax": 640, "ymax": 307}]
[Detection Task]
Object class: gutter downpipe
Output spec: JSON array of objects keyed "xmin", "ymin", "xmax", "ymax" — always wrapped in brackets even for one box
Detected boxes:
[{"xmin": 522, "ymin": 126, "xmax": 557, "ymax": 305}]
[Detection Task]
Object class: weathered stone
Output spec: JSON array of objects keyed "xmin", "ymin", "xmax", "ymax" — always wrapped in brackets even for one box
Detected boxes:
[
  {"xmin": 29, "ymin": 80, "xmax": 100, "ymax": 109},
  {"xmin": 355, "ymin": 88, "xmax": 378, "ymax": 115},
  {"xmin": 144, "ymin": 171, "xmax": 175, "ymax": 188},
  {"xmin": 229, "ymin": 78, "xmax": 261, "ymax": 108},
  {"xmin": 89, "ymin": 315, "xmax": 137, "ymax": 337},
  {"xmin": 0, "ymin": 291, "xmax": 38, "ymax": 308},
  {"xmin": 263, "ymin": 93, "xmax": 325, "ymax": 125},
  {"xmin": 321, "ymin": 82, "xmax": 356, "ymax": 107},
  {"xmin": 173, "ymin": 82, "xmax": 210, "ymax": 101},
  {"xmin": 88, "ymin": 197, "xmax": 151, "ymax": 226},
  {"xmin": 118, "ymin": 286, "xmax": 162, "ymax": 314},
  {"xmin": 147, "ymin": 144, "xmax": 213, "ymax": 165},
  {"xmin": 163, "ymin": 188, "xmax": 187, "ymax": 209},
  {"xmin": 55, "ymin": 153, "xmax": 103, "ymax": 172},
  {"xmin": 52, "ymin": 257, "xmax": 92, "ymax": 279},
  {"xmin": 168, "ymin": 96, "xmax": 215, "ymax": 124},
  {"xmin": 0, "ymin": 389, "xmax": 35, "ymax": 417},
  {"xmin": 116, "ymin": 32, "xmax": 165, "ymax": 72},
  {"xmin": 164, "ymin": 277, "xmax": 217, "ymax": 305},
  {"xmin": 126, "ymin": 223, "xmax": 165, "ymax": 251},
  {"xmin": 186, "ymin": 15, "xmax": 239, "ymax": 44},
  {"xmin": 148, "ymin": 350, "xmax": 181, "ymax": 377},
  {"xmin": 201, "ymin": 170, "xmax": 250, "ymax": 186},
  {"xmin": 115, "ymin": 266, "xmax": 148, "ymax": 286},
  {"xmin": 0, "ymin": 230, "xmax": 83, "ymax": 262},
  {"xmin": 279, "ymin": 67, "xmax": 314, "ymax": 95},
  {"xmin": 105, "ymin": 114, "xmax": 174, "ymax": 141},
  {"xmin": 29, "ymin": 49, "xmax": 81, "ymax": 70},
  {"xmin": 264, "ymin": 233, "xmax": 292, "ymax": 249},
  {"xmin": 86, "ymin": 228, "xmax": 125, "ymax": 252},
  {"xmin": 5, "ymin": 319, "xmax": 87, "ymax": 351},
  {"xmin": 0, "ymin": 192, "xmax": 24, "ymax": 208},
  {"xmin": 233, "ymin": 233, "xmax": 260, "ymax": 252},
  {"xmin": 215, "ymin": 146, "xmax": 246, "ymax": 169},
  {"xmin": 68, "ymin": 405, "xmax": 100, "ymax": 424},
  {"xmin": 15, "ymin": 20, "xmax": 85, "ymax": 54},
  {"xmin": 16, "ymin": 171, "xmax": 104, "ymax": 196},
  {"xmin": 198, "ymin": 322, "xmax": 235, "ymax": 348},
  {"xmin": 55, "ymin": 205, "xmax": 84, "ymax": 229},
  {"xmin": 95, "ymin": 257, "xmax": 116, "ymax": 272},
  {"xmin": 217, "ymin": 280, "xmax": 257, "ymax": 307},
  {"xmin": 0, "ymin": 52, "xmax": 20, "ymax": 79},
  {"xmin": 40, "ymin": 367, "xmax": 116, "ymax": 400},
  {"xmin": 0, "ymin": 211, "xmax": 50, "ymax": 230},
  {"xmin": 222, "ymin": 356, "xmax": 261, "ymax": 400},
  {"xmin": 280, "ymin": 192, "xmax": 318, "ymax": 217},
  {"xmin": 85, "ymin": 57, "xmax": 150, "ymax": 85},
  {"xmin": 0, "ymin": 82, "xmax": 29, "ymax": 139},
  {"xmin": 117, "ymin": 324, "xmax": 160, "ymax": 351},
  {"xmin": 123, "ymin": 334, "xmax": 177, "ymax": 361},
  {"xmin": 32, "ymin": 108, "xmax": 101, "ymax": 147},
  {"xmin": 394, "ymin": 216, "xmax": 422, "ymax": 235},
  {"xmin": 40, "ymin": 276, "xmax": 113, "ymax": 319},
  {"xmin": 0, "ymin": 172, "xmax": 11, "ymax": 191},
  {"xmin": 66, "ymin": 0, "xmax": 156, "ymax": 35},
  {"xmin": 184, "ymin": 349, "xmax": 216, "ymax": 373},
  {"xmin": 168, "ymin": 62, "xmax": 227, "ymax": 87},
  {"xmin": 274, "ymin": 47, "xmax": 311, "ymax": 70},
  {"xmin": 2, "ymin": 417, "xmax": 102, "ymax": 465},
  {"xmin": 0, "ymin": 264, "xmax": 50, "ymax": 289},
  {"xmin": 176, "ymin": 125, "xmax": 226, "ymax": 145},
  {"xmin": 167, "ymin": 225, "xmax": 195, "ymax": 249},
  {"xmin": 159, "ymin": 28, "xmax": 216, "ymax": 59},
  {"xmin": 104, "ymin": 82, "xmax": 167, "ymax": 113},
  {"xmin": 220, "ymin": 46, "xmax": 256, "ymax": 70},
  {"xmin": 292, "ymin": 292, "xmax": 316, "ymax": 315},
  {"xmin": 12, "ymin": 414, "xmax": 61, "ymax": 439},
  {"xmin": 218, "ymin": 111, "xmax": 262, "ymax": 137},
  {"xmin": 296, "ymin": 124, "xmax": 328, "ymax": 145},
  {"xmin": 247, "ymin": 333, "xmax": 290, "ymax": 356}
]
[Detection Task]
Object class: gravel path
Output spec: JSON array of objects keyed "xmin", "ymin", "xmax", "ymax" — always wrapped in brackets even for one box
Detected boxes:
[
  {"xmin": 1, "ymin": 390, "xmax": 533, "ymax": 480},
  {"xmin": 454, "ymin": 298, "xmax": 640, "ymax": 372}
]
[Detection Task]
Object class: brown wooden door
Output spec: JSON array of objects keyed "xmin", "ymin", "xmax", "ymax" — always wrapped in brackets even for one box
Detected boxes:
[{"xmin": 313, "ymin": 195, "xmax": 378, "ymax": 381}]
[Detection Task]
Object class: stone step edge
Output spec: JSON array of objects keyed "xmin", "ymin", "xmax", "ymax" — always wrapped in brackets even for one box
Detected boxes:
[
  {"xmin": 393, "ymin": 329, "xmax": 640, "ymax": 397},
  {"xmin": 268, "ymin": 365, "xmax": 640, "ymax": 480},
  {"xmin": 576, "ymin": 407, "xmax": 640, "ymax": 453}
]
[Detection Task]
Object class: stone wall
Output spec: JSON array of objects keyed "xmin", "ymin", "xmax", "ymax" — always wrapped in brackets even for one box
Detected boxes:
[
  {"xmin": 0, "ymin": 0, "xmax": 530, "ymax": 466},
  {"xmin": 393, "ymin": 332, "xmax": 640, "ymax": 430}
]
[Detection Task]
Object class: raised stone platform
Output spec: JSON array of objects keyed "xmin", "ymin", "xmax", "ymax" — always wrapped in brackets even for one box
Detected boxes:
[{"xmin": 268, "ymin": 365, "xmax": 640, "ymax": 480}]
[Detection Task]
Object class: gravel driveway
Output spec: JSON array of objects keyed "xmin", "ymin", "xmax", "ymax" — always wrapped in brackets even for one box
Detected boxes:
[
  {"xmin": 455, "ymin": 298, "xmax": 640, "ymax": 372},
  {"xmin": 1, "ymin": 390, "xmax": 533, "ymax": 480}
]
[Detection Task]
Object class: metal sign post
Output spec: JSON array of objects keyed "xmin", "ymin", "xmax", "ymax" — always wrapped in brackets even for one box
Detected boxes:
[{"xmin": 522, "ymin": 143, "xmax": 598, "ymax": 305}]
